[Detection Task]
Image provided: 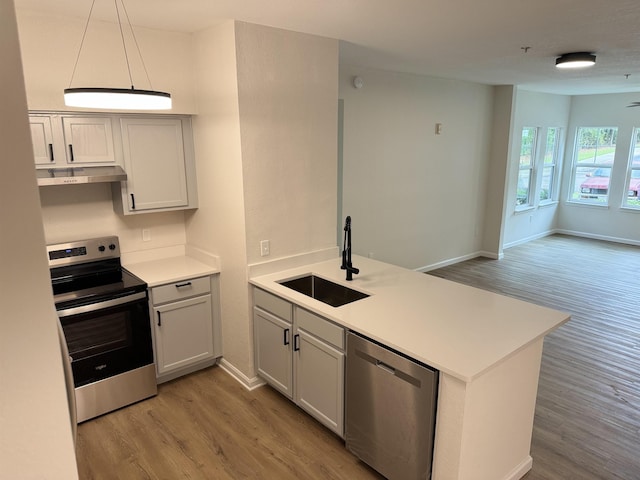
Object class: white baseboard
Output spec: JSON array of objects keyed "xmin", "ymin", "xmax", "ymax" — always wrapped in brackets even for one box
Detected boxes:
[
  {"xmin": 415, "ymin": 250, "xmax": 501, "ymax": 273},
  {"xmin": 218, "ymin": 358, "xmax": 265, "ymax": 391},
  {"xmin": 554, "ymin": 229, "xmax": 640, "ymax": 247},
  {"xmin": 502, "ymin": 455, "xmax": 533, "ymax": 480},
  {"xmin": 503, "ymin": 229, "xmax": 555, "ymax": 250}
]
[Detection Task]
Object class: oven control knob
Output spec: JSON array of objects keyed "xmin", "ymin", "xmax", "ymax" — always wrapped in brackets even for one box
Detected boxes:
[
  {"xmin": 109, "ymin": 243, "xmax": 116, "ymax": 251},
  {"xmin": 98, "ymin": 245, "xmax": 106, "ymax": 252}
]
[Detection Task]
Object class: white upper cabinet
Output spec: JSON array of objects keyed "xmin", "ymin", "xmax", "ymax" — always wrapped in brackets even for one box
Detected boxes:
[
  {"xmin": 29, "ymin": 116, "xmax": 55, "ymax": 165},
  {"xmin": 61, "ymin": 116, "xmax": 116, "ymax": 164},
  {"xmin": 115, "ymin": 117, "xmax": 198, "ymax": 214},
  {"xmin": 29, "ymin": 114, "xmax": 117, "ymax": 166}
]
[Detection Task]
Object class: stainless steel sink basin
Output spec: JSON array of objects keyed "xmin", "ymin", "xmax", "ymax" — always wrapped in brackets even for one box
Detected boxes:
[{"xmin": 278, "ymin": 275, "xmax": 369, "ymax": 307}]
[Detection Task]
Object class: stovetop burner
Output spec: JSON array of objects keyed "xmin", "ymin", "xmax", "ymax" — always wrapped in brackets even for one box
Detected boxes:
[{"xmin": 47, "ymin": 236, "xmax": 147, "ymax": 309}]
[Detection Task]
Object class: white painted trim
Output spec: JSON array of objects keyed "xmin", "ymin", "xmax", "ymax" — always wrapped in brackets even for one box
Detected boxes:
[
  {"xmin": 554, "ymin": 229, "xmax": 640, "ymax": 247},
  {"xmin": 501, "ymin": 455, "xmax": 533, "ymax": 480},
  {"xmin": 218, "ymin": 358, "xmax": 266, "ymax": 391},
  {"xmin": 415, "ymin": 250, "xmax": 501, "ymax": 273},
  {"xmin": 503, "ymin": 229, "xmax": 555, "ymax": 250}
]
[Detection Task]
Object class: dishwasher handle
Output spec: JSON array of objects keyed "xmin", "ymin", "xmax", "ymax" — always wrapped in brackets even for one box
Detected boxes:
[{"xmin": 354, "ymin": 345, "xmax": 423, "ymax": 388}]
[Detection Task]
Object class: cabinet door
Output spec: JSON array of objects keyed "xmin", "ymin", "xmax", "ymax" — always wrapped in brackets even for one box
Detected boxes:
[
  {"xmin": 295, "ymin": 328, "xmax": 345, "ymax": 436},
  {"xmin": 29, "ymin": 116, "xmax": 55, "ymax": 165},
  {"xmin": 254, "ymin": 308, "xmax": 293, "ymax": 399},
  {"xmin": 154, "ymin": 294, "xmax": 214, "ymax": 376},
  {"xmin": 120, "ymin": 118, "xmax": 188, "ymax": 211},
  {"xmin": 62, "ymin": 116, "xmax": 116, "ymax": 164}
]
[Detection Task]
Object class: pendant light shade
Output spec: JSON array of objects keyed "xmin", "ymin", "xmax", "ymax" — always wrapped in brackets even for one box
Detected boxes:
[
  {"xmin": 64, "ymin": 0, "xmax": 171, "ymax": 110},
  {"xmin": 555, "ymin": 52, "xmax": 596, "ymax": 69},
  {"xmin": 64, "ymin": 87, "xmax": 171, "ymax": 110}
]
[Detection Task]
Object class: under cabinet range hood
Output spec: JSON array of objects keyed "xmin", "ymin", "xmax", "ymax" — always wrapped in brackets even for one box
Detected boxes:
[{"xmin": 36, "ymin": 166, "xmax": 127, "ymax": 186}]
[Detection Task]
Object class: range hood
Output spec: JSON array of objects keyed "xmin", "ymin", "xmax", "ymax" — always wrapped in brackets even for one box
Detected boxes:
[{"xmin": 37, "ymin": 166, "xmax": 127, "ymax": 186}]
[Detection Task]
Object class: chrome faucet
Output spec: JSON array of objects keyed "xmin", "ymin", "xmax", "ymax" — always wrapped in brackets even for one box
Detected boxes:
[{"xmin": 341, "ymin": 215, "xmax": 359, "ymax": 281}]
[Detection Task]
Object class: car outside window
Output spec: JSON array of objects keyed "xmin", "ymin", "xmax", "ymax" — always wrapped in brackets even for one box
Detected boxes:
[
  {"xmin": 569, "ymin": 127, "xmax": 618, "ymax": 205},
  {"xmin": 623, "ymin": 128, "xmax": 640, "ymax": 209}
]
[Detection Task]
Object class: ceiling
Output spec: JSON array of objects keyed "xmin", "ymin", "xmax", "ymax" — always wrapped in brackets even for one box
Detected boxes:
[{"xmin": 13, "ymin": 0, "xmax": 640, "ymax": 95}]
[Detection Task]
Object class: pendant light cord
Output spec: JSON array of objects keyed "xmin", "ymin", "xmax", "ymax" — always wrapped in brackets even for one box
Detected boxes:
[
  {"xmin": 67, "ymin": 0, "xmax": 97, "ymax": 88},
  {"xmin": 119, "ymin": 0, "xmax": 154, "ymax": 91},
  {"xmin": 67, "ymin": 0, "xmax": 154, "ymax": 91}
]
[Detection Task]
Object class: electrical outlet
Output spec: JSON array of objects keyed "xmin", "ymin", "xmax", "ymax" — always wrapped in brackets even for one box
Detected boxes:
[
  {"xmin": 142, "ymin": 229, "xmax": 151, "ymax": 242},
  {"xmin": 260, "ymin": 240, "xmax": 270, "ymax": 257}
]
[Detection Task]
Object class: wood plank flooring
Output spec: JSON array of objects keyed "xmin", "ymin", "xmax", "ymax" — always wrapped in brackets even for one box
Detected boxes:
[
  {"xmin": 76, "ymin": 234, "xmax": 640, "ymax": 479},
  {"xmin": 429, "ymin": 234, "xmax": 640, "ymax": 480}
]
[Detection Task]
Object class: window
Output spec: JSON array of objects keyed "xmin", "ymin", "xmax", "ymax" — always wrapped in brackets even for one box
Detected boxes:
[
  {"xmin": 540, "ymin": 127, "xmax": 561, "ymax": 203},
  {"xmin": 623, "ymin": 128, "xmax": 640, "ymax": 208},
  {"xmin": 517, "ymin": 127, "xmax": 537, "ymax": 207},
  {"xmin": 569, "ymin": 127, "xmax": 618, "ymax": 205}
]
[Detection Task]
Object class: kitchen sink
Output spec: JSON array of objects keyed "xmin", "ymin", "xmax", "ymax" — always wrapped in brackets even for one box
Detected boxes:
[{"xmin": 278, "ymin": 274, "xmax": 369, "ymax": 307}]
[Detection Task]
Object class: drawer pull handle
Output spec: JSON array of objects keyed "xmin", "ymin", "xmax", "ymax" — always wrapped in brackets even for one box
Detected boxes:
[
  {"xmin": 157, "ymin": 311, "xmax": 162, "ymax": 326},
  {"xmin": 48, "ymin": 144, "xmax": 54, "ymax": 162},
  {"xmin": 68, "ymin": 144, "xmax": 74, "ymax": 162},
  {"xmin": 175, "ymin": 282, "xmax": 192, "ymax": 288},
  {"xmin": 283, "ymin": 328, "xmax": 290, "ymax": 346},
  {"xmin": 293, "ymin": 334, "xmax": 300, "ymax": 352}
]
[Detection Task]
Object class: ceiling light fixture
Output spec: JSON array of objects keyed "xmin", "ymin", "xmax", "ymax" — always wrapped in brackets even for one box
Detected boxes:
[
  {"xmin": 555, "ymin": 52, "xmax": 596, "ymax": 69},
  {"xmin": 64, "ymin": 0, "xmax": 171, "ymax": 110}
]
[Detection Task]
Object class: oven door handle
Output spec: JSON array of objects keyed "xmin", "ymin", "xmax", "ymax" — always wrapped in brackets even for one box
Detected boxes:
[{"xmin": 57, "ymin": 291, "xmax": 147, "ymax": 318}]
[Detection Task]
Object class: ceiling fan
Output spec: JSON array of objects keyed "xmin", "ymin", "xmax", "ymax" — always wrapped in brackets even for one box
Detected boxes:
[{"xmin": 627, "ymin": 102, "xmax": 640, "ymax": 107}]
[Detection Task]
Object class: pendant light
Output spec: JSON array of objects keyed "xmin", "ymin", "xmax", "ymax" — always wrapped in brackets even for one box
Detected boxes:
[
  {"xmin": 64, "ymin": 0, "xmax": 171, "ymax": 110},
  {"xmin": 555, "ymin": 52, "xmax": 596, "ymax": 69}
]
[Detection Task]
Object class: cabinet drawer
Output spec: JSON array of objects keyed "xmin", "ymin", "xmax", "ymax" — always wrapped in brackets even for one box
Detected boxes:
[
  {"xmin": 254, "ymin": 288, "xmax": 292, "ymax": 322},
  {"xmin": 296, "ymin": 308, "xmax": 344, "ymax": 350},
  {"xmin": 152, "ymin": 276, "xmax": 210, "ymax": 305}
]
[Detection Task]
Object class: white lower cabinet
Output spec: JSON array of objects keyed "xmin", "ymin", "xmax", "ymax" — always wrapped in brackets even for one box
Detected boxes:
[
  {"xmin": 253, "ymin": 288, "xmax": 345, "ymax": 437},
  {"xmin": 150, "ymin": 275, "xmax": 220, "ymax": 382}
]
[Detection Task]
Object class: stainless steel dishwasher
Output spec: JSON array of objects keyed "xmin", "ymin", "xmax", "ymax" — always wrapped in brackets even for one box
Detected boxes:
[{"xmin": 346, "ymin": 331, "xmax": 439, "ymax": 480}]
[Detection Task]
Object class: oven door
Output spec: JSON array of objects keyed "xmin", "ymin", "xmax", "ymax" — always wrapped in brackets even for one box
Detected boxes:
[{"xmin": 57, "ymin": 291, "xmax": 153, "ymax": 387}]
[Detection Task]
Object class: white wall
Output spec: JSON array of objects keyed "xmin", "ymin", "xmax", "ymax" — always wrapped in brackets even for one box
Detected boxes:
[
  {"xmin": 236, "ymin": 22, "xmax": 339, "ymax": 265},
  {"xmin": 187, "ymin": 20, "xmax": 251, "ymax": 377},
  {"xmin": 339, "ymin": 65, "xmax": 494, "ymax": 270},
  {"xmin": 0, "ymin": 0, "xmax": 78, "ymax": 477},
  {"xmin": 503, "ymin": 89, "xmax": 571, "ymax": 247},
  {"xmin": 557, "ymin": 92, "xmax": 640, "ymax": 244},
  {"xmin": 188, "ymin": 22, "xmax": 339, "ymax": 381},
  {"xmin": 16, "ymin": 9, "xmax": 197, "ymax": 113}
]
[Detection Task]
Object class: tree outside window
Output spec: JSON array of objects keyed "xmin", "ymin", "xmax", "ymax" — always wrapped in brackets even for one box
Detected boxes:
[
  {"xmin": 569, "ymin": 127, "xmax": 618, "ymax": 205},
  {"xmin": 517, "ymin": 127, "xmax": 537, "ymax": 208},
  {"xmin": 540, "ymin": 127, "xmax": 561, "ymax": 203}
]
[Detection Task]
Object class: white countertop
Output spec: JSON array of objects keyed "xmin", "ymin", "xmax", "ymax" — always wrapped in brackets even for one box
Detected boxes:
[
  {"xmin": 250, "ymin": 255, "xmax": 570, "ymax": 382},
  {"xmin": 124, "ymin": 255, "xmax": 220, "ymax": 287}
]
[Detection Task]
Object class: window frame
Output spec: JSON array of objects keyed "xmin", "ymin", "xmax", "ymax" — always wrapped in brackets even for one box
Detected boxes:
[
  {"xmin": 622, "ymin": 127, "xmax": 640, "ymax": 209},
  {"xmin": 539, "ymin": 127, "xmax": 562, "ymax": 205},
  {"xmin": 567, "ymin": 126, "xmax": 618, "ymax": 206},
  {"xmin": 516, "ymin": 126, "xmax": 538, "ymax": 210}
]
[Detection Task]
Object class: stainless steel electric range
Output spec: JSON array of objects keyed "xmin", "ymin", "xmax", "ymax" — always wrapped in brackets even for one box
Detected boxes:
[{"xmin": 48, "ymin": 236, "xmax": 156, "ymax": 423}]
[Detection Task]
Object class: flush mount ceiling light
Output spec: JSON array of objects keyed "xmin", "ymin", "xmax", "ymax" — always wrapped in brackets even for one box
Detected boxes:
[
  {"xmin": 555, "ymin": 52, "xmax": 596, "ymax": 69},
  {"xmin": 64, "ymin": 0, "xmax": 171, "ymax": 110}
]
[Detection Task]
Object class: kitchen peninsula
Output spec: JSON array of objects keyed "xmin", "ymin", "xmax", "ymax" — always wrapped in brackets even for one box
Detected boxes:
[{"xmin": 250, "ymin": 254, "xmax": 570, "ymax": 480}]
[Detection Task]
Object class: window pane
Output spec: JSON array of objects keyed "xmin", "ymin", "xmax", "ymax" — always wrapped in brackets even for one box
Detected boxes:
[
  {"xmin": 544, "ymin": 128, "xmax": 559, "ymax": 165},
  {"xmin": 517, "ymin": 169, "xmax": 531, "ymax": 206},
  {"xmin": 540, "ymin": 166, "xmax": 554, "ymax": 201},
  {"xmin": 520, "ymin": 127, "xmax": 536, "ymax": 167},
  {"xmin": 570, "ymin": 127, "xmax": 617, "ymax": 204}
]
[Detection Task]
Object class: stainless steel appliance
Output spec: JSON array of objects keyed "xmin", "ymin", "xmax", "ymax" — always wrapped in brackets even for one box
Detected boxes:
[
  {"xmin": 48, "ymin": 236, "xmax": 156, "ymax": 423},
  {"xmin": 345, "ymin": 331, "xmax": 439, "ymax": 480}
]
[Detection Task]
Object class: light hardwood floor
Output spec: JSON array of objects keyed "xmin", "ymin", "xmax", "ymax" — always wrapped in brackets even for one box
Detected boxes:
[
  {"xmin": 429, "ymin": 234, "xmax": 640, "ymax": 480},
  {"xmin": 76, "ymin": 234, "xmax": 639, "ymax": 479}
]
